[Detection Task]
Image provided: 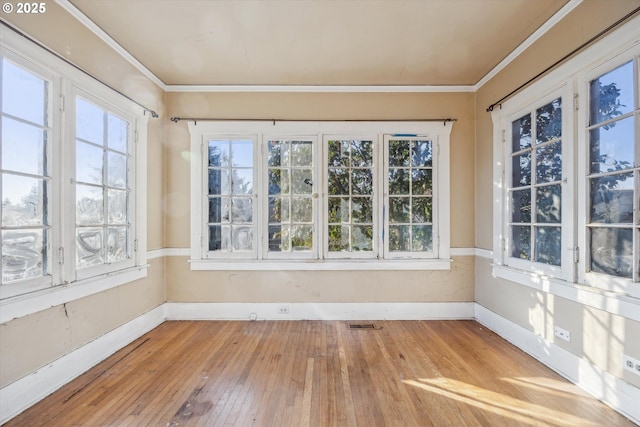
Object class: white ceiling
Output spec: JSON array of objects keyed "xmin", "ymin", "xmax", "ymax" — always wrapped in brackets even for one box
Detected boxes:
[{"xmin": 67, "ymin": 0, "xmax": 570, "ymax": 87}]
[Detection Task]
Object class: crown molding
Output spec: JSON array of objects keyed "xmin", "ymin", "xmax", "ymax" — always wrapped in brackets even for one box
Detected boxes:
[{"xmin": 164, "ymin": 85, "xmax": 475, "ymax": 93}]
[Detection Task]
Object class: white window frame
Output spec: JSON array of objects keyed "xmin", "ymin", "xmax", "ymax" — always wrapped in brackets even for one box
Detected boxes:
[
  {"xmin": 189, "ymin": 120, "xmax": 452, "ymax": 270},
  {"xmin": 0, "ymin": 29, "xmax": 148, "ymax": 306}
]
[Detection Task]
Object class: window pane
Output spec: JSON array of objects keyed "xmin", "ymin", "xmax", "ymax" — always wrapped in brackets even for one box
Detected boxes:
[
  {"xmin": 352, "ymin": 169, "xmax": 372, "ymax": 195},
  {"xmin": 209, "ymin": 169, "xmax": 229, "ymax": 195},
  {"xmin": 328, "ymin": 140, "xmax": 349, "ymax": 167},
  {"xmin": 2, "ymin": 60, "xmax": 47, "ymax": 126},
  {"xmin": 511, "ymin": 189, "xmax": 531, "ymax": 223},
  {"xmin": 388, "ymin": 169, "xmax": 409, "ymax": 194},
  {"xmin": 388, "ymin": 140, "xmax": 410, "ymax": 166},
  {"xmin": 2, "ymin": 117, "xmax": 47, "ymax": 175},
  {"xmin": 231, "ymin": 140, "xmax": 253, "ymax": 167},
  {"xmin": 328, "ymin": 197, "xmax": 349, "ymax": 223},
  {"xmin": 2, "ymin": 175, "xmax": 46, "ymax": 226},
  {"xmin": 511, "ymin": 114, "xmax": 531, "ymax": 152},
  {"xmin": 76, "ymin": 98, "xmax": 104, "ymax": 145},
  {"xmin": 107, "ymin": 189, "xmax": 127, "ymax": 224},
  {"xmin": 232, "ymin": 169, "xmax": 253, "ymax": 195},
  {"xmin": 389, "ymin": 197, "xmax": 410, "ymax": 223},
  {"xmin": 412, "ymin": 197, "xmax": 432, "ymax": 223},
  {"xmin": 291, "ymin": 169, "xmax": 313, "ymax": 194},
  {"xmin": 107, "ymin": 152, "xmax": 127, "ymax": 188},
  {"xmin": 536, "ymin": 185, "xmax": 561, "ymax": 224},
  {"xmin": 328, "ymin": 169, "xmax": 348, "ymax": 195},
  {"xmin": 412, "ymin": 225, "xmax": 433, "ymax": 252},
  {"xmin": 209, "ymin": 140, "xmax": 229, "ymax": 167},
  {"xmin": 536, "ymin": 98, "xmax": 562, "ymax": 144},
  {"xmin": 268, "ymin": 225, "xmax": 287, "ymax": 252},
  {"xmin": 590, "ymin": 61, "xmax": 634, "ymax": 126},
  {"xmin": 107, "ymin": 226, "xmax": 127, "ymax": 262},
  {"xmin": 535, "ymin": 226, "xmax": 561, "ymax": 266},
  {"xmin": 511, "ymin": 225, "xmax": 531, "ymax": 260},
  {"xmin": 76, "ymin": 141, "xmax": 104, "ymax": 185},
  {"xmin": 352, "ymin": 226, "xmax": 373, "ymax": 251},
  {"xmin": 590, "ymin": 173, "xmax": 634, "ymax": 223},
  {"xmin": 208, "ymin": 197, "xmax": 229, "ymax": 224},
  {"xmin": 589, "ymin": 117, "xmax": 634, "ymax": 174},
  {"xmin": 291, "ymin": 141, "xmax": 313, "ymax": 166},
  {"xmin": 512, "ymin": 152, "xmax": 531, "ymax": 187},
  {"xmin": 232, "ymin": 226, "xmax": 252, "ymax": 251},
  {"xmin": 268, "ymin": 197, "xmax": 289, "ymax": 223},
  {"xmin": 208, "ymin": 225, "xmax": 221, "ymax": 251},
  {"xmin": 590, "ymin": 227, "xmax": 632, "ymax": 278},
  {"xmin": 411, "ymin": 169, "xmax": 432, "ymax": 195},
  {"xmin": 231, "ymin": 197, "xmax": 253, "ymax": 223},
  {"xmin": 269, "ymin": 169, "xmax": 290, "ymax": 195},
  {"xmin": 351, "ymin": 140, "xmax": 373, "ymax": 167},
  {"xmin": 352, "ymin": 197, "xmax": 373, "ymax": 223},
  {"xmin": 76, "ymin": 227, "xmax": 103, "ymax": 267},
  {"xmin": 76, "ymin": 184, "xmax": 104, "ymax": 225},
  {"xmin": 412, "ymin": 140, "xmax": 432, "ymax": 167},
  {"xmin": 328, "ymin": 225, "xmax": 349, "ymax": 251},
  {"xmin": 535, "ymin": 141, "xmax": 562, "ymax": 183},
  {"xmin": 291, "ymin": 225, "xmax": 313, "ymax": 250},
  {"xmin": 389, "ymin": 225, "xmax": 410, "ymax": 252},
  {"xmin": 291, "ymin": 197, "xmax": 312, "ymax": 222},
  {"xmin": 107, "ymin": 113, "xmax": 127, "ymax": 153},
  {"xmin": 2, "ymin": 229, "xmax": 46, "ymax": 282}
]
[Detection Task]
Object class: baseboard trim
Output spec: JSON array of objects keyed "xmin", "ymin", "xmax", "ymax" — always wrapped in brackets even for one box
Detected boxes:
[
  {"xmin": 165, "ymin": 302, "xmax": 475, "ymax": 321},
  {"xmin": 0, "ymin": 305, "xmax": 166, "ymax": 425},
  {"xmin": 474, "ymin": 303, "xmax": 640, "ymax": 425}
]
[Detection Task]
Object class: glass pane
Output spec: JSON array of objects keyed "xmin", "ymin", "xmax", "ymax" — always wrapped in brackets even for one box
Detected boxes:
[
  {"xmin": 589, "ymin": 117, "xmax": 634, "ymax": 174},
  {"xmin": 107, "ymin": 226, "xmax": 127, "ymax": 262},
  {"xmin": 352, "ymin": 226, "xmax": 372, "ymax": 251},
  {"xmin": 76, "ymin": 184, "xmax": 104, "ymax": 225},
  {"xmin": 208, "ymin": 140, "xmax": 229, "ymax": 167},
  {"xmin": 388, "ymin": 140, "xmax": 410, "ymax": 166},
  {"xmin": 352, "ymin": 197, "xmax": 372, "ymax": 223},
  {"xmin": 291, "ymin": 225, "xmax": 313, "ymax": 250},
  {"xmin": 351, "ymin": 169, "xmax": 372, "ymax": 195},
  {"xmin": 76, "ymin": 141, "xmax": 104, "ymax": 185},
  {"xmin": 536, "ymin": 98, "xmax": 562, "ymax": 144},
  {"xmin": 268, "ymin": 225, "xmax": 289, "ymax": 252},
  {"xmin": 2, "ymin": 175, "xmax": 46, "ymax": 226},
  {"xmin": 388, "ymin": 169, "xmax": 409, "ymax": 194},
  {"xmin": 536, "ymin": 185, "xmax": 561, "ymax": 224},
  {"xmin": 328, "ymin": 197, "xmax": 349, "ymax": 223},
  {"xmin": 351, "ymin": 140, "xmax": 373, "ymax": 167},
  {"xmin": 535, "ymin": 141, "xmax": 561, "ymax": 183},
  {"xmin": 590, "ymin": 173, "xmax": 634, "ymax": 223},
  {"xmin": 2, "ymin": 60, "xmax": 47, "ymax": 126},
  {"xmin": 108, "ymin": 152, "xmax": 127, "ymax": 188},
  {"xmin": 389, "ymin": 225, "xmax": 410, "ymax": 252},
  {"xmin": 268, "ymin": 197, "xmax": 290, "ymax": 223},
  {"xmin": 232, "ymin": 169, "xmax": 253, "ymax": 195},
  {"xmin": 107, "ymin": 113, "xmax": 128, "ymax": 153},
  {"xmin": 208, "ymin": 197, "xmax": 225, "ymax": 224},
  {"xmin": 221, "ymin": 225, "xmax": 231, "ymax": 250},
  {"xmin": 208, "ymin": 225, "xmax": 221, "ymax": 251},
  {"xmin": 412, "ymin": 225, "xmax": 433, "ymax": 252},
  {"xmin": 389, "ymin": 197, "xmax": 410, "ymax": 223},
  {"xmin": 76, "ymin": 98, "xmax": 104, "ymax": 145},
  {"xmin": 535, "ymin": 226, "xmax": 561, "ymax": 266},
  {"xmin": 231, "ymin": 140, "xmax": 253, "ymax": 167},
  {"xmin": 291, "ymin": 169, "xmax": 313, "ymax": 194},
  {"xmin": 328, "ymin": 169, "xmax": 348, "ymax": 195},
  {"xmin": 328, "ymin": 140, "xmax": 349, "ymax": 167},
  {"xmin": 328, "ymin": 225, "xmax": 349, "ymax": 251},
  {"xmin": 511, "ymin": 189, "xmax": 531, "ymax": 223},
  {"xmin": 511, "ymin": 225, "xmax": 531, "ymax": 260},
  {"xmin": 412, "ymin": 140, "xmax": 432, "ymax": 167},
  {"xmin": 231, "ymin": 197, "xmax": 253, "ymax": 223},
  {"xmin": 219, "ymin": 197, "xmax": 231, "ymax": 223},
  {"xmin": 208, "ymin": 169, "xmax": 229, "ymax": 195},
  {"xmin": 590, "ymin": 61, "xmax": 634, "ymax": 126},
  {"xmin": 232, "ymin": 226, "xmax": 252, "ymax": 251},
  {"xmin": 590, "ymin": 227, "xmax": 632, "ymax": 278},
  {"xmin": 412, "ymin": 197, "xmax": 432, "ymax": 223},
  {"xmin": 411, "ymin": 169, "xmax": 432, "ymax": 195},
  {"xmin": 2, "ymin": 229, "xmax": 45, "ymax": 282},
  {"xmin": 511, "ymin": 113, "xmax": 531, "ymax": 152},
  {"xmin": 268, "ymin": 141, "xmax": 286, "ymax": 167},
  {"xmin": 76, "ymin": 227, "xmax": 103, "ymax": 267},
  {"xmin": 291, "ymin": 197, "xmax": 312, "ymax": 222},
  {"xmin": 512, "ymin": 152, "xmax": 531, "ymax": 187},
  {"xmin": 107, "ymin": 189, "xmax": 127, "ymax": 224},
  {"xmin": 291, "ymin": 141, "xmax": 313, "ymax": 166},
  {"xmin": 268, "ymin": 169, "xmax": 289, "ymax": 195},
  {"xmin": 2, "ymin": 117, "xmax": 46, "ymax": 175}
]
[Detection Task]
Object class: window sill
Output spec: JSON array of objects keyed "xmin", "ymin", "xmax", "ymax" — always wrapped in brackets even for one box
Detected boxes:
[
  {"xmin": 189, "ymin": 258, "xmax": 452, "ymax": 271},
  {"xmin": 0, "ymin": 265, "xmax": 149, "ymax": 323}
]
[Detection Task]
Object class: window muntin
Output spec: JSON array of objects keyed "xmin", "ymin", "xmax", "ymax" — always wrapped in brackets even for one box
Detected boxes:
[{"xmin": 1, "ymin": 57, "xmax": 51, "ymax": 285}]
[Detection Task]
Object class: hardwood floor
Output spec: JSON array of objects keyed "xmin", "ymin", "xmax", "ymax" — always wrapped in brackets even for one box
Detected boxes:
[{"xmin": 4, "ymin": 320, "xmax": 636, "ymax": 426}]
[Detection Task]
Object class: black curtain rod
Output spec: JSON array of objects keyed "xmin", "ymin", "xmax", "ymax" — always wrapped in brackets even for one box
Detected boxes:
[
  {"xmin": 486, "ymin": 5, "xmax": 640, "ymax": 113},
  {"xmin": 0, "ymin": 19, "xmax": 159, "ymax": 119},
  {"xmin": 170, "ymin": 117, "xmax": 457, "ymax": 126}
]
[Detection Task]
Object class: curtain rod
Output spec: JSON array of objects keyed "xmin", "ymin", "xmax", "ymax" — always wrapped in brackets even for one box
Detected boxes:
[
  {"xmin": 486, "ymin": 5, "xmax": 640, "ymax": 112},
  {"xmin": 170, "ymin": 117, "xmax": 457, "ymax": 126},
  {"xmin": 0, "ymin": 19, "xmax": 159, "ymax": 119}
]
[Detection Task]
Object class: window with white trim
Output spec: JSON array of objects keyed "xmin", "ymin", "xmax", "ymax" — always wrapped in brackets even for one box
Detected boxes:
[
  {"xmin": 0, "ymin": 33, "xmax": 147, "ymax": 300},
  {"xmin": 189, "ymin": 121, "xmax": 452, "ymax": 269}
]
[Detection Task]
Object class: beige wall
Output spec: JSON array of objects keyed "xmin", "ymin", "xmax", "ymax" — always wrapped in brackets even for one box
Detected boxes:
[
  {"xmin": 474, "ymin": 0, "xmax": 640, "ymax": 389},
  {"xmin": 0, "ymin": 2, "xmax": 166, "ymax": 387}
]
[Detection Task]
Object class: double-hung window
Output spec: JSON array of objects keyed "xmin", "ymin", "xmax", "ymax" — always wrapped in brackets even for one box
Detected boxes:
[{"xmin": 189, "ymin": 121, "xmax": 452, "ymax": 269}]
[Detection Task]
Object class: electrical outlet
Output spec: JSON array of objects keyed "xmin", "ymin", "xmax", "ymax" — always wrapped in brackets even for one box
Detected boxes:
[
  {"xmin": 278, "ymin": 306, "xmax": 290, "ymax": 315},
  {"xmin": 622, "ymin": 354, "xmax": 640, "ymax": 376},
  {"xmin": 554, "ymin": 326, "xmax": 571, "ymax": 342}
]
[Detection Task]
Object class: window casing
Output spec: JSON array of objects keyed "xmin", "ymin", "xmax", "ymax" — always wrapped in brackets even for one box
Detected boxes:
[{"xmin": 189, "ymin": 121, "xmax": 452, "ymax": 269}]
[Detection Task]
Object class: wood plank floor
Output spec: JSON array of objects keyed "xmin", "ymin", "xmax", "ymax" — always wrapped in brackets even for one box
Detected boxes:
[{"xmin": 4, "ymin": 320, "xmax": 636, "ymax": 426}]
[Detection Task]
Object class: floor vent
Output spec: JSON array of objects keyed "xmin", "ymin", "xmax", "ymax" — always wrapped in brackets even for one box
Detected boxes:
[{"xmin": 349, "ymin": 323, "xmax": 376, "ymax": 330}]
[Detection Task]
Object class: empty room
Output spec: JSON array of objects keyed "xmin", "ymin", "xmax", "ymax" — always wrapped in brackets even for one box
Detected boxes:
[{"xmin": 1, "ymin": 0, "xmax": 639, "ymax": 425}]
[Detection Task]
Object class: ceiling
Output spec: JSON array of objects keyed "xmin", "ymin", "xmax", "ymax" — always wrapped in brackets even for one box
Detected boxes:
[{"xmin": 68, "ymin": 0, "xmax": 570, "ymax": 87}]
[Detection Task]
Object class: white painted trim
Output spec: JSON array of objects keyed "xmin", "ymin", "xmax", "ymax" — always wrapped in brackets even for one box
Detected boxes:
[
  {"xmin": 147, "ymin": 248, "xmax": 191, "ymax": 260},
  {"xmin": 475, "ymin": 248, "xmax": 493, "ymax": 259},
  {"xmin": 54, "ymin": 0, "xmax": 166, "ymax": 90},
  {"xmin": 188, "ymin": 259, "xmax": 452, "ymax": 271},
  {"xmin": 0, "ymin": 305, "xmax": 166, "ymax": 425},
  {"xmin": 165, "ymin": 85, "xmax": 474, "ymax": 93},
  {"xmin": 475, "ymin": 304, "xmax": 640, "ymax": 425},
  {"xmin": 165, "ymin": 302, "xmax": 475, "ymax": 321},
  {"xmin": 450, "ymin": 248, "xmax": 476, "ymax": 257},
  {"xmin": 474, "ymin": 0, "xmax": 583, "ymax": 90}
]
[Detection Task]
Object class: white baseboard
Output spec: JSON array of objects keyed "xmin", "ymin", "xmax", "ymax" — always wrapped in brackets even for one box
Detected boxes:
[
  {"xmin": 474, "ymin": 304, "xmax": 640, "ymax": 425},
  {"xmin": 0, "ymin": 305, "xmax": 166, "ymax": 425},
  {"xmin": 165, "ymin": 302, "xmax": 475, "ymax": 321}
]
